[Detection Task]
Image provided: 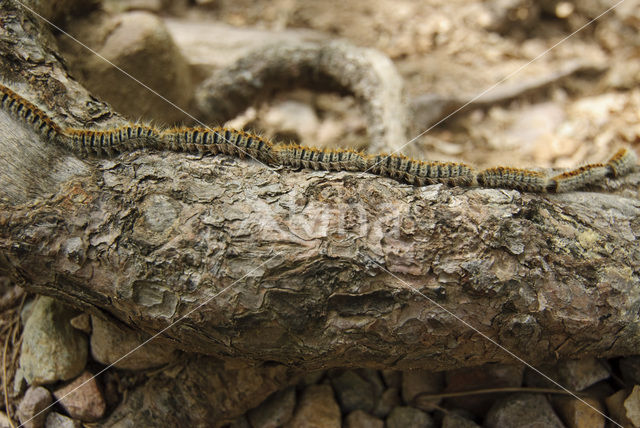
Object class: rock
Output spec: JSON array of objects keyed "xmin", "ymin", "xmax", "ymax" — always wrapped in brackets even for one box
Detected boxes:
[
  {"xmin": 247, "ymin": 387, "xmax": 296, "ymax": 428},
  {"xmin": 227, "ymin": 415, "xmax": 251, "ymax": 428},
  {"xmin": 13, "ymin": 367, "xmax": 26, "ymax": 397},
  {"xmin": 330, "ymin": 370, "xmax": 376, "ymax": 413},
  {"xmin": 372, "ymin": 387, "xmax": 401, "ymax": 418},
  {"xmin": 444, "ymin": 363, "xmax": 524, "ymax": 417},
  {"xmin": 19, "ymin": 296, "xmax": 88, "ymax": 385},
  {"xmin": 485, "ymin": 394, "xmax": 565, "ymax": 428},
  {"xmin": 16, "ymin": 386, "xmax": 52, "ymax": 428},
  {"xmin": 605, "ymin": 389, "xmax": 635, "ymax": 427},
  {"xmin": 300, "ymin": 370, "xmax": 326, "ymax": 386},
  {"xmin": 285, "ymin": 384, "xmax": 340, "ymax": 428},
  {"xmin": 53, "ymin": 371, "xmax": 106, "ymax": 422},
  {"xmin": 556, "ymin": 358, "xmax": 610, "ymax": 391},
  {"xmin": 20, "ymin": 0, "xmax": 99, "ymax": 23},
  {"xmin": 69, "ymin": 314, "xmax": 91, "ymax": 334},
  {"xmin": 625, "ymin": 385, "xmax": 640, "ymax": 427},
  {"xmin": 620, "ymin": 356, "xmax": 640, "ymax": 385},
  {"xmin": 381, "ymin": 370, "xmax": 402, "ymax": 389},
  {"xmin": 59, "ymin": 11, "xmax": 192, "ymax": 124},
  {"xmin": 44, "ymin": 412, "xmax": 81, "ymax": 428},
  {"xmin": 355, "ymin": 369, "xmax": 385, "ymax": 401},
  {"xmin": 344, "ymin": 410, "xmax": 384, "ymax": 428},
  {"xmin": 401, "ymin": 370, "xmax": 444, "ymax": 408},
  {"xmin": 441, "ymin": 412, "xmax": 481, "ymax": 428},
  {"xmin": 90, "ymin": 315, "xmax": 178, "ymax": 370},
  {"xmin": 0, "ymin": 412, "xmax": 13, "ymax": 428},
  {"xmin": 552, "ymin": 396, "xmax": 605, "ymax": 428},
  {"xmin": 386, "ymin": 406, "xmax": 434, "ymax": 428}
]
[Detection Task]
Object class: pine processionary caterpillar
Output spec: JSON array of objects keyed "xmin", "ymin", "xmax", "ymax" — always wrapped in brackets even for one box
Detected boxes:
[
  {"xmin": 0, "ymin": 83, "xmax": 63, "ymax": 143},
  {"xmin": 476, "ymin": 167, "xmax": 549, "ymax": 193},
  {"xmin": 1, "ymin": 83, "xmax": 636, "ymax": 193},
  {"xmin": 606, "ymin": 148, "xmax": 638, "ymax": 178},
  {"xmin": 547, "ymin": 164, "xmax": 609, "ymax": 193}
]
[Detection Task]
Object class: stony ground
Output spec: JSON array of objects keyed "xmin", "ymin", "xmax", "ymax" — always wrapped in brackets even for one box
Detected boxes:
[{"xmin": 2, "ymin": 0, "xmax": 640, "ymax": 427}]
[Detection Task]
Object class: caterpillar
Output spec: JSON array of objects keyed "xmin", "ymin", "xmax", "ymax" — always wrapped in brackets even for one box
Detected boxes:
[{"xmin": 0, "ymin": 83, "xmax": 636, "ymax": 193}]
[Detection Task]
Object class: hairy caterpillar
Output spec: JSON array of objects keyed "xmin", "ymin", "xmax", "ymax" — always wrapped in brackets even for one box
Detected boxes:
[
  {"xmin": 476, "ymin": 167, "xmax": 549, "ymax": 193},
  {"xmin": 0, "ymin": 83, "xmax": 64, "ymax": 143},
  {"xmin": 0, "ymin": 83, "xmax": 636, "ymax": 193}
]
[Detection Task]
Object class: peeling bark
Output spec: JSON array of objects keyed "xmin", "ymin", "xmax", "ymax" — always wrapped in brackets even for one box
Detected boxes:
[{"xmin": 2, "ymin": 1, "xmax": 640, "ymax": 379}]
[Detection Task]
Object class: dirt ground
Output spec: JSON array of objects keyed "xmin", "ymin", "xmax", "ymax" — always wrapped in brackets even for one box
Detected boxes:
[{"xmin": 173, "ymin": 0, "xmax": 640, "ymax": 169}]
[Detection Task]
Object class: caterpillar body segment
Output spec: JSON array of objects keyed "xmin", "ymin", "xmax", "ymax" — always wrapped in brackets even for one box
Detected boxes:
[
  {"xmin": 476, "ymin": 167, "xmax": 549, "ymax": 193},
  {"xmin": 64, "ymin": 125, "xmax": 160, "ymax": 156},
  {"xmin": 606, "ymin": 148, "xmax": 637, "ymax": 178},
  {"xmin": 0, "ymin": 83, "xmax": 63, "ymax": 143},
  {"xmin": 548, "ymin": 164, "xmax": 609, "ymax": 193}
]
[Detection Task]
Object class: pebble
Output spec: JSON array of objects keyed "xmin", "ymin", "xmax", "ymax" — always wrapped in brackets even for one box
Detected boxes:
[
  {"xmin": 247, "ymin": 387, "xmax": 296, "ymax": 428},
  {"xmin": 53, "ymin": 371, "xmax": 106, "ymax": 422},
  {"xmin": 556, "ymin": 358, "xmax": 610, "ymax": 391},
  {"xmin": 16, "ymin": 386, "xmax": 52, "ymax": 428},
  {"xmin": 19, "ymin": 296, "xmax": 88, "ymax": 385},
  {"xmin": 381, "ymin": 370, "xmax": 402, "ymax": 389},
  {"xmin": 625, "ymin": 385, "xmax": 640, "ymax": 427},
  {"xmin": 441, "ymin": 412, "xmax": 481, "ymax": 428},
  {"xmin": 69, "ymin": 313, "xmax": 91, "ymax": 334},
  {"xmin": 552, "ymin": 396, "xmax": 605, "ymax": 428},
  {"xmin": 0, "ymin": 412, "xmax": 13, "ymax": 428},
  {"xmin": 90, "ymin": 314, "xmax": 178, "ymax": 370},
  {"xmin": 444, "ymin": 363, "xmax": 523, "ymax": 417},
  {"xmin": 401, "ymin": 370, "xmax": 444, "ymax": 406},
  {"xmin": 485, "ymin": 393, "xmax": 565, "ymax": 428},
  {"xmin": 386, "ymin": 406, "xmax": 434, "ymax": 428},
  {"xmin": 60, "ymin": 11, "xmax": 192, "ymax": 124},
  {"xmin": 620, "ymin": 356, "xmax": 640, "ymax": 385},
  {"xmin": 605, "ymin": 389, "xmax": 635, "ymax": 427},
  {"xmin": 372, "ymin": 387, "xmax": 401, "ymax": 418},
  {"xmin": 344, "ymin": 410, "xmax": 384, "ymax": 428},
  {"xmin": 44, "ymin": 412, "xmax": 81, "ymax": 428},
  {"xmin": 284, "ymin": 384, "xmax": 340, "ymax": 428},
  {"xmin": 330, "ymin": 370, "xmax": 376, "ymax": 413}
]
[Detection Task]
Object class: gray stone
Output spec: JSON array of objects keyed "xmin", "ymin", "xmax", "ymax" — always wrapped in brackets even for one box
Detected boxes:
[
  {"xmin": 485, "ymin": 393, "xmax": 564, "ymax": 428},
  {"xmin": 69, "ymin": 314, "xmax": 91, "ymax": 334},
  {"xmin": 19, "ymin": 296, "xmax": 88, "ymax": 385},
  {"xmin": 344, "ymin": 410, "xmax": 384, "ymax": 428},
  {"xmin": 285, "ymin": 384, "xmax": 340, "ymax": 428},
  {"xmin": 386, "ymin": 406, "xmax": 434, "ymax": 428},
  {"xmin": 441, "ymin": 412, "xmax": 480, "ymax": 428},
  {"xmin": 556, "ymin": 358, "xmax": 610, "ymax": 391},
  {"xmin": 59, "ymin": 11, "xmax": 192, "ymax": 124},
  {"xmin": 619, "ymin": 356, "xmax": 640, "ymax": 385},
  {"xmin": 372, "ymin": 387, "xmax": 401, "ymax": 418},
  {"xmin": 53, "ymin": 371, "xmax": 106, "ymax": 422},
  {"xmin": 624, "ymin": 385, "xmax": 640, "ymax": 428},
  {"xmin": 44, "ymin": 412, "xmax": 81, "ymax": 428},
  {"xmin": 330, "ymin": 370, "xmax": 375, "ymax": 413},
  {"xmin": 401, "ymin": 370, "xmax": 444, "ymax": 405},
  {"xmin": 381, "ymin": 370, "xmax": 402, "ymax": 389},
  {"xmin": 247, "ymin": 387, "xmax": 296, "ymax": 428},
  {"xmin": 444, "ymin": 363, "xmax": 524, "ymax": 417},
  {"xmin": 90, "ymin": 315, "xmax": 178, "ymax": 370},
  {"xmin": 0, "ymin": 412, "xmax": 13, "ymax": 428},
  {"xmin": 17, "ymin": 386, "xmax": 52, "ymax": 428},
  {"xmin": 355, "ymin": 369, "xmax": 385, "ymax": 400}
]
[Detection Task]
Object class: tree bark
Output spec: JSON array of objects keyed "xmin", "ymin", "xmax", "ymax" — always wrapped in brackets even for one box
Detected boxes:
[{"xmin": 2, "ymin": 1, "xmax": 640, "ymax": 377}]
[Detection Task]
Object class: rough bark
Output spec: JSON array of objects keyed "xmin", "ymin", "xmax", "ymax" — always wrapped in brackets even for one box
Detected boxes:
[{"xmin": 2, "ymin": 0, "xmax": 640, "ymax": 379}]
